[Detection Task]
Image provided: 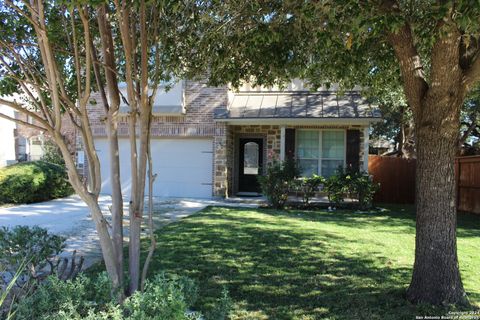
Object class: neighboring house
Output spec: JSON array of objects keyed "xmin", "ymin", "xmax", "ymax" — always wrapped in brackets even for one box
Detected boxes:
[
  {"xmin": 88, "ymin": 79, "xmax": 381, "ymax": 199},
  {"xmin": 0, "ymin": 93, "xmax": 78, "ymax": 167},
  {"xmin": 0, "ymin": 104, "xmax": 17, "ymax": 167},
  {"xmin": 0, "ymin": 95, "xmax": 45, "ymax": 167},
  {"xmin": 369, "ymin": 138, "xmax": 395, "ymax": 155}
]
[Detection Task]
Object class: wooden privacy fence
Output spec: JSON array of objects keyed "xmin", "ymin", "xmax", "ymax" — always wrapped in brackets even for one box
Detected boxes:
[
  {"xmin": 456, "ymin": 156, "xmax": 480, "ymax": 214},
  {"xmin": 368, "ymin": 154, "xmax": 480, "ymax": 214},
  {"xmin": 368, "ymin": 155, "xmax": 416, "ymax": 204}
]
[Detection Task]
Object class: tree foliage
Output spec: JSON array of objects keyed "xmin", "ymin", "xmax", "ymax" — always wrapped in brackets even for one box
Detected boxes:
[{"xmin": 170, "ymin": 0, "xmax": 480, "ymax": 306}]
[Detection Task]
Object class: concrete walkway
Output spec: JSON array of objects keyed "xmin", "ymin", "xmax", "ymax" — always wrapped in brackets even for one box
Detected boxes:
[{"xmin": 0, "ymin": 195, "xmax": 260, "ymax": 268}]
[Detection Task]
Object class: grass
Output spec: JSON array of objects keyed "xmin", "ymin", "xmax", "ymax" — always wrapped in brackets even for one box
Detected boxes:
[{"xmin": 98, "ymin": 205, "xmax": 480, "ymax": 319}]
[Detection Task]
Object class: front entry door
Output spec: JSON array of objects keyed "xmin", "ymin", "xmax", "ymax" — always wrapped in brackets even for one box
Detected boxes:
[{"xmin": 238, "ymin": 138, "xmax": 263, "ymax": 193}]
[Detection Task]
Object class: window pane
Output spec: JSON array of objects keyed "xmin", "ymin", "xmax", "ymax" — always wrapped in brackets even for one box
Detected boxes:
[
  {"xmin": 244, "ymin": 142, "xmax": 259, "ymax": 174},
  {"xmin": 297, "ymin": 130, "xmax": 319, "ymax": 159},
  {"xmin": 299, "ymin": 159, "xmax": 318, "ymax": 177},
  {"xmin": 322, "ymin": 160, "xmax": 344, "ymax": 177},
  {"xmin": 322, "ymin": 131, "xmax": 345, "ymax": 159}
]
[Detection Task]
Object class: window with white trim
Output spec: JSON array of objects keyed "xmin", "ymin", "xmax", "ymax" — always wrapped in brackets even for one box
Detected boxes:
[{"xmin": 296, "ymin": 130, "xmax": 346, "ymax": 177}]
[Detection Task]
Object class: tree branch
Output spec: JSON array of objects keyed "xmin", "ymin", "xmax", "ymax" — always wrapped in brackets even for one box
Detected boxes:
[
  {"xmin": 387, "ymin": 23, "xmax": 428, "ymax": 113},
  {"xmin": 0, "ymin": 98, "xmax": 50, "ymax": 128},
  {"xmin": 463, "ymin": 55, "xmax": 480, "ymax": 92},
  {"xmin": 0, "ymin": 112, "xmax": 47, "ymax": 132}
]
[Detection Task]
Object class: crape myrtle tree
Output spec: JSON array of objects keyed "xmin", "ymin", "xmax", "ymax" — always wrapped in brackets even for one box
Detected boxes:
[
  {"xmin": 175, "ymin": 1, "xmax": 480, "ymax": 305},
  {"xmin": 0, "ymin": 0, "xmax": 198, "ymax": 295},
  {"xmin": 0, "ymin": 1, "xmax": 127, "ymax": 292}
]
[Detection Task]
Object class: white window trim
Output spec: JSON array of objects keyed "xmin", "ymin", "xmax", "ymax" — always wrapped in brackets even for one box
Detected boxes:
[{"xmin": 296, "ymin": 129, "xmax": 347, "ymax": 176}]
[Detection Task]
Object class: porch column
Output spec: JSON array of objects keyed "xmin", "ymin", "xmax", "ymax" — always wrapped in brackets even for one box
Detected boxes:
[
  {"xmin": 280, "ymin": 126, "xmax": 286, "ymax": 161},
  {"xmin": 363, "ymin": 126, "xmax": 369, "ymax": 172}
]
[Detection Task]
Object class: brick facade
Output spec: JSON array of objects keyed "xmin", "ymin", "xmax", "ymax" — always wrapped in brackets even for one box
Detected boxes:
[
  {"xmin": 88, "ymin": 80, "xmax": 227, "ymax": 138},
  {"xmin": 14, "ymin": 112, "xmax": 77, "ymax": 161},
  {"xmin": 86, "ymin": 80, "xmax": 369, "ymax": 198},
  {"xmin": 87, "ymin": 80, "xmax": 229, "ymax": 197}
]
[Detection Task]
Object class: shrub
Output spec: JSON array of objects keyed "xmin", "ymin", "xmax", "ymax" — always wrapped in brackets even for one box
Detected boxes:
[
  {"xmin": 41, "ymin": 140, "xmax": 65, "ymax": 167},
  {"xmin": 323, "ymin": 172, "xmax": 349, "ymax": 205},
  {"xmin": 348, "ymin": 172, "xmax": 380, "ymax": 210},
  {"xmin": 124, "ymin": 273, "xmax": 201, "ymax": 320},
  {"xmin": 0, "ymin": 161, "xmax": 73, "ymax": 204},
  {"xmin": 13, "ymin": 272, "xmax": 229, "ymax": 320},
  {"xmin": 258, "ymin": 159, "xmax": 299, "ymax": 209},
  {"xmin": 0, "ymin": 226, "xmax": 66, "ymax": 273},
  {"xmin": 13, "ymin": 274, "xmax": 113, "ymax": 320},
  {"xmin": 295, "ymin": 175, "xmax": 325, "ymax": 205},
  {"xmin": 205, "ymin": 287, "xmax": 232, "ymax": 320},
  {"xmin": 323, "ymin": 167, "xmax": 379, "ymax": 209},
  {"xmin": 0, "ymin": 226, "xmax": 73, "ymax": 308}
]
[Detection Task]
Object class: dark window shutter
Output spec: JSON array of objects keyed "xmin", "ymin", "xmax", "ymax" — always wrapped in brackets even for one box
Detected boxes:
[
  {"xmin": 346, "ymin": 130, "xmax": 361, "ymax": 171},
  {"xmin": 285, "ymin": 128, "xmax": 296, "ymax": 160}
]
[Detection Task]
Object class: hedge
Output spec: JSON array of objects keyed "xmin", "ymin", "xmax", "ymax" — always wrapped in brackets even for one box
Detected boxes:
[{"xmin": 0, "ymin": 161, "xmax": 74, "ymax": 204}]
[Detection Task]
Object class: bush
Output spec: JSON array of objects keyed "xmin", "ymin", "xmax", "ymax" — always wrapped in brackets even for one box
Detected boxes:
[
  {"xmin": 14, "ymin": 274, "xmax": 113, "ymax": 320},
  {"xmin": 13, "ymin": 272, "xmax": 230, "ymax": 320},
  {"xmin": 0, "ymin": 226, "xmax": 66, "ymax": 273},
  {"xmin": 205, "ymin": 287, "xmax": 232, "ymax": 320},
  {"xmin": 257, "ymin": 159, "xmax": 299, "ymax": 209},
  {"xmin": 0, "ymin": 161, "xmax": 73, "ymax": 204},
  {"xmin": 323, "ymin": 167, "xmax": 379, "ymax": 209},
  {"xmin": 124, "ymin": 273, "xmax": 201, "ymax": 320},
  {"xmin": 41, "ymin": 140, "xmax": 65, "ymax": 167},
  {"xmin": 0, "ymin": 226, "xmax": 71, "ymax": 310},
  {"xmin": 323, "ymin": 173, "xmax": 349, "ymax": 206},
  {"xmin": 348, "ymin": 172, "xmax": 380, "ymax": 210},
  {"xmin": 293, "ymin": 175, "xmax": 325, "ymax": 205}
]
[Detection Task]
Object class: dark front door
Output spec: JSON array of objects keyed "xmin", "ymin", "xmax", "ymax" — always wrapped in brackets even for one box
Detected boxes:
[{"xmin": 238, "ymin": 138, "xmax": 264, "ymax": 193}]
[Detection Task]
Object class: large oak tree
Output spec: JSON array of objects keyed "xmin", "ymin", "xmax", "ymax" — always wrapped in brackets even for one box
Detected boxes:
[{"xmin": 176, "ymin": 1, "xmax": 480, "ymax": 305}]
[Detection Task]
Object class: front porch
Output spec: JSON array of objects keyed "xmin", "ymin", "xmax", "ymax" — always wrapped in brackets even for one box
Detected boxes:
[
  {"xmin": 211, "ymin": 90, "xmax": 380, "ymax": 198},
  {"xmin": 212, "ymin": 124, "xmax": 370, "ymax": 198}
]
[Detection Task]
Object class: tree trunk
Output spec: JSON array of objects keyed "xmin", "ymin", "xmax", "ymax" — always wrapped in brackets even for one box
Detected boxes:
[
  {"xmin": 54, "ymin": 131, "xmax": 122, "ymax": 292},
  {"xmin": 107, "ymin": 115, "xmax": 124, "ymax": 289},
  {"xmin": 128, "ymin": 108, "xmax": 150, "ymax": 293},
  {"xmin": 97, "ymin": 4, "xmax": 125, "ymax": 291},
  {"xmin": 87, "ymin": 197, "xmax": 122, "ymax": 291},
  {"xmin": 401, "ymin": 119, "xmax": 416, "ymax": 159},
  {"xmin": 406, "ymin": 98, "xmax": 467, "ymax": 305}
]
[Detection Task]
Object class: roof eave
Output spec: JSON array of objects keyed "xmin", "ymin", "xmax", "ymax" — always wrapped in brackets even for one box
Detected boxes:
[{"xmin": 214, "ymin": 117, "xmax": 382, "ymax": 126}]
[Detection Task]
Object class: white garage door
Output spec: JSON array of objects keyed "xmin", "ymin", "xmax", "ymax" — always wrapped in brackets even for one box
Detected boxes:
[{"xmin": 95, "ymin": 138, "xmax": 213, "ymax": 198}]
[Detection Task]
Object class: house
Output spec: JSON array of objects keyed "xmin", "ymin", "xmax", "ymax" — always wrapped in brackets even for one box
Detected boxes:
[
  {"xmin": 0, "ymin": 95, "xmax": 47, "ymax": 167},
  {"xmin": 0, "ymin": 104, "xmax": 17, "ymax": 167},
  {"xmin": 0, "ymin": 93, "xmax": 78, "ymax": 168},
  {"xmin": 369, "ymin": 138, "xmax": 396, "ymax": 155},
  {"xmin": 88, "ymin": 79, "xmax": 381, "ymax": 198}
]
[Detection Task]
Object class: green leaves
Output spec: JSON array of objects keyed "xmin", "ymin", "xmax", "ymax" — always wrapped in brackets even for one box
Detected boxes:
[{"xmin": 0, "ymin": 226, "xmax": 66, "ymax": 271}]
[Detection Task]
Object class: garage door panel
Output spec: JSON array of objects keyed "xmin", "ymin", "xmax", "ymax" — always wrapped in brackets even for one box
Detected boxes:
[{"xmin": 96, "ymin": 138, "xmax": 213, "ymax": 198}]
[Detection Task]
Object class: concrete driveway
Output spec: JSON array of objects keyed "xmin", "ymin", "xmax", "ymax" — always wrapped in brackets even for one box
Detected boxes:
[{"xmin": 0, "ymin": 195, "xmax": 259, "ymax": 268}]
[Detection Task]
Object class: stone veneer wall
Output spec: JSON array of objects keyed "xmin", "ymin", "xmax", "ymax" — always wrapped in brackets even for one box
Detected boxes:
[
  {"xmin": 223, "ymin": 125, "xmax": 281, "ymax": 196},
  {"xmin": 222, "ymin": 125, "xmax": 366, "ymax": 197}
]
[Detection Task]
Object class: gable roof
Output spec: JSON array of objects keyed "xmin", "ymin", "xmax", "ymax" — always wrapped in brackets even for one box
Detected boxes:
[{"xmin": 215, "ymin": 91, "xmax": 381, "ymax": 120}]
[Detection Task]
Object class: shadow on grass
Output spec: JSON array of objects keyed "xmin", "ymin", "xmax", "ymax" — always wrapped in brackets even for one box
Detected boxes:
[
  {"xmin": 143, "ymin": 206, "xmax": 475, "ymax": 319},
  {"xmin": 89, "ymin": 205, "xmax": 479, "ymax": 319}
]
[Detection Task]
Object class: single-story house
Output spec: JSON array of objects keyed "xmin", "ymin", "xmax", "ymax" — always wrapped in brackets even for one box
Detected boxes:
[{"xmin": 87, "ymin": 79, "xmax": 381, "ymax": 198}]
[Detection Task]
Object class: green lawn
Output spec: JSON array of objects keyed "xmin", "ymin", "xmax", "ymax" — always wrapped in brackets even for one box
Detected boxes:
[{"xmin": 138, "ymin": 205, "xmax": 480, "ymax": 319}]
